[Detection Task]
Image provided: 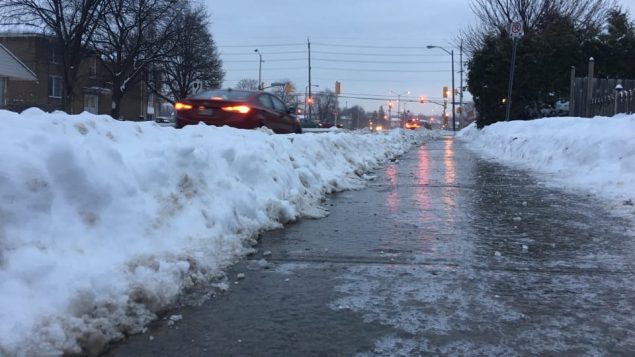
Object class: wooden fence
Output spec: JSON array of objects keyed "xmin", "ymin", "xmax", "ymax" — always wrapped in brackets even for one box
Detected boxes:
[{"xmin": 569, "ymin": 61, "xmax": 635, "ymax": 117}]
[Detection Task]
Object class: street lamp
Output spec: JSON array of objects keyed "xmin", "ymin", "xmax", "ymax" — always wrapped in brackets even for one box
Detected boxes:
[
  {"xmin": 254, "ymin": 49, "xmax": 263, "ymax": 90},
  {"xmin": 427, "ymin": 45, "xmax": 455, "ymax": 131},
  {"xmin": 390, "ymin": 90, "xmax": 409, "ymax": 125}
]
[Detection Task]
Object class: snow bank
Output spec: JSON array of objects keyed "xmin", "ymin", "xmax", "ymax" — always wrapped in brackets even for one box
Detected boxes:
[
  {"xmin": 0, "ymin": 109, "xmax": 435, "ymax": 356},
  {"xmin": 457, "ymin": 115, "xmax": 635, "ymax": 203}
]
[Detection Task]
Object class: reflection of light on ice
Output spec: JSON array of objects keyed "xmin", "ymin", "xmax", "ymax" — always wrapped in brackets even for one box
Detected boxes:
[
  {"xmin": 442, "ymin": 139, "xmax": 456, "ymax": 224},
  {"xmin": 385, "ymin": 164, "xmax": 399, "ymax": 213},
  {"xmin": 416, "ymin": 147, "xmax": 431, "ymax": 212},
  {"xmin": 443, "ymin": 139, "xmax": 455, "ymax": 185}
]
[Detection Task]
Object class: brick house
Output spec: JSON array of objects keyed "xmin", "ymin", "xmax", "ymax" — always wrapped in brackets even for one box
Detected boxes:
[
  {"xmin": 0, "ymin": 32, "xmax": 162, "ymax": 120},
  {"xmin": 0, "ymin": 42, "xmax": 37, "ymax": 104}
]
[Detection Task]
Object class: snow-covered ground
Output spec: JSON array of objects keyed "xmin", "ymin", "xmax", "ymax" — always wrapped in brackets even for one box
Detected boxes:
[
  {"xmin": 457, "ymin": 114, "xmax": 635, "ymax": 208},
  {"xmin": 1, "ymin": 109, "xmax": 633, "ymax": 356},
  {"xmin": 0, "ymin": 109, "xmax": 436, "ymax": 356}
]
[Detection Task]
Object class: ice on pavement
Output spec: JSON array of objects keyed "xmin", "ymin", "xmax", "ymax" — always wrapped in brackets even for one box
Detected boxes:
[
  {"xmin": 0, "ymin": 108, "xmax": 434, "ymax": 355},
  {"xmin": 457, "ymin": 114, "xmax": 635, "ymax": 206},
  {"xmin": 1, "ymin": 108, "xmax": 633, "ymax": 355}
]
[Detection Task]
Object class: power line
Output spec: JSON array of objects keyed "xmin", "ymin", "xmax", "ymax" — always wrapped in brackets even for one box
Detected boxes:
[
  {"xmin": 224, "ymin": 58, "xmax": 306, "ymax": 63},
  {"xmin": 311, "ymin": 78, "xmax": 430, "ymax": 83},
  {"xmin": 313, "ymin": 42, "xmax": 429, "ymax": 49},
  {"xmin": 221, "ymin": 50, "xmax": 306, "ymax": 56},
  {"xmin": 224, "ymin": 58, "xmax": 450, "ymax": 64},
  {"xmin": 313, "ymin": 66, "xmax": 449, "ymax": 73},
  {"xmin": 224, "ymin": 67, "xmax": 307, "ymax": 71},
  {"xmin": 313, "ymin": 58, "xmax": 448, "ymax": 64},
  {"xmin": 218, "ymin": 43, "xmax": 305, "ymax": 48},
  {"xmin": 312, "ymin": 50, "xmax": 446, "ymax": 57}
]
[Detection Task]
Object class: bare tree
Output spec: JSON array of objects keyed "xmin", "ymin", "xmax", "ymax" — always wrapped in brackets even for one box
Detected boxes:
[
  {"xmin": 314, "ymin": 89, "xmax": 339, "ymax": 123},
  {"xmin": 0, "ymin": 0, "xmax": 105, "ymax": 112},
  {"xmin": 90, "ymin": 0, "xmax": 179, "ymax": 118},
  {"xmin": 269, "ymin": 79, "xmax": 296, "ymax": 107},
  {"xmin": 234, "ymin": 79, "xmax": 259, "ymax": 90},
  {"xmin": 155, "ymin": 3, "xmax": 224, "ymax": 103},
  {"xmin": 462, "ymin": 0, "xmax": 615, "ymax": 53}
]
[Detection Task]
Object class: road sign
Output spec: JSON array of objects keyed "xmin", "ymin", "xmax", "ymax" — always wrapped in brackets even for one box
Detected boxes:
[{"xmin": 510, "ymin": 21, "xmax": 524, "ymax": 39}]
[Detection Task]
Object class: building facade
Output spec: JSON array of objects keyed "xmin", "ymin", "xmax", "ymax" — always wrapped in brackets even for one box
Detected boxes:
[
  {"xmin": 0, "ymin": 41, "xmax": 37, "ymax": 107},
  {"xmin": 0, "ymin": 33, "xmax": 161, "ymax": 120}
]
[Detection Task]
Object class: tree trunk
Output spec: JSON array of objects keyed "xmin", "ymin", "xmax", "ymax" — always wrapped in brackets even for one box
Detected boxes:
[{"xmin": 111, "ymin": 85, "xmax": 123, "ymax": 119}]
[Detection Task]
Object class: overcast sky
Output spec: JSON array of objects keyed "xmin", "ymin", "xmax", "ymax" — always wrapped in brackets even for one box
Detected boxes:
[{"xmin": 204, "ymin": 0, "xmax": 635, "ymax": 115}]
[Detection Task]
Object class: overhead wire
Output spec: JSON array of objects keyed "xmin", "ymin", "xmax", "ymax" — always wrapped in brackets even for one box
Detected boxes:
[
  {"xmin": 219, "ymin": 41, "xmax": 462, "ymax": 101},
  {"xmin": 223, "ymin": 58, "xmax": 450, "ymax": 64}
]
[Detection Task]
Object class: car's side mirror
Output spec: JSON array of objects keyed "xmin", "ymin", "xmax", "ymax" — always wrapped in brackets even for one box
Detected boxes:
[{"xmin": 288, "ymin": 106, "xmax": 296, "ymax": 114}]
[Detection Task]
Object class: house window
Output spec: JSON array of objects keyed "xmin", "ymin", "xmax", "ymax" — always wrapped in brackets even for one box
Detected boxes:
[
  {"xmin": 83, "ymin": 94, "xmax": 99, "ymax": 114},
  {"xmin": 49, "ymin": 47, "xmax": 60, "ymax": 64},
  {"xmin": 0, "ymin": 78, "xmax": 6, "ymax": 106},
  {"xmin": 48, "ymin": 75, "xmax": 63, "ymax": 98},
  {"xmin": 89, "ymin": 57, "xmax": 97, "ymax": 78}
]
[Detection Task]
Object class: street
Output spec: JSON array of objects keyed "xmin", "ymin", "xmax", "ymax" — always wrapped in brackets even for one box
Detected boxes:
[{"xmin": 107, "ymin": 135, "xmax": 635, "ymax": 356}]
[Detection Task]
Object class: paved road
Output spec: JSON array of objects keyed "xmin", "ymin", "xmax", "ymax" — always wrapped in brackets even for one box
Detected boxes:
[{"xmin": 107, "ymin": 135, "xmax": 635, "ymax": 356}]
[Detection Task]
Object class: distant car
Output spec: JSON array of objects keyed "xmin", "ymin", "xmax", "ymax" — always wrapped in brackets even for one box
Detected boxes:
[
  {"xmin": 300, "ymin": 119, "xmax": 318, "ymax": 128},
  {"xmin": 317, "ymin": 122, "xmax": 343, "ymax": 129},
  {"xmin": 404, "ymin": 118, "xmax": 420, "ymax": 130},
  {"xmin": 154, "ymin": 116, "xmax": 174, "ymax": 127},
  {"xmin": 174, "ymin": 89, "xmax": 302, "ymax": 134},
  {"xmin": 371, "ymin": 124, "xmax": 384, "ymax": 132}
]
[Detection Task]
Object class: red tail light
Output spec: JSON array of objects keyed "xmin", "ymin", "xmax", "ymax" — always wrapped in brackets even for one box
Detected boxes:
[
  {"xmin": 174, "ymin": 102, "xmax": 193, "ymax": 111},
  {"xmin": 221, "ymin": 106, "xmax": 251, "ymax": 114}
]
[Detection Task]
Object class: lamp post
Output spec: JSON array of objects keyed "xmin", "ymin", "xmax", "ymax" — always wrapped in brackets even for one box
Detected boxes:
[
  {"xmin": 254, "ymin": 49, "xmax": 263, "ymax": 90},
  {"xmin": 390, "ymin": 90, "xmax": 409, "ymax": 126},
  {"xmin": 427, "ymin": 45, "xmax": 455, "ymax": 131},
  {"xmin": 305, "ymin": 84, "xmax": 318, "ymax": 122}
]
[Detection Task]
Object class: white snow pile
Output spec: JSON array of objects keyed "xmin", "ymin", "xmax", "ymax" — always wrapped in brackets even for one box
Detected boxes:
[
  {"xmin": 457, "ymin": 114, "xmax": 635, "ymax": 204},
  {"xmin": 0, "ymin": 108, "xmax": 436, "ymax": 356}
]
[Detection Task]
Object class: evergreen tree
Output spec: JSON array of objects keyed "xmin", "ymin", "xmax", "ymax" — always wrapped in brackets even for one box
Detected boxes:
[
  {"xmin": 595, "ymin": 9, "xmax": 635, "ymax": 78},
  {"xmin": 465, "ymin": 1, "xmax": 633, "ymax": 127}
]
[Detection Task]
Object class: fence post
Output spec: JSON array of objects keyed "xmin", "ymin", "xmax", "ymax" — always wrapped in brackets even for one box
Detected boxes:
[
  {"xmin": 615, "ymin": 84, "xmax": 623, "ymax": 115},
  {"xmin": 586, "ymin": 57, "xmax": 594, "ymax": 117},
  {"xmin": 569, "ymin": 66, "xmax": 576, "ymax": 116}
]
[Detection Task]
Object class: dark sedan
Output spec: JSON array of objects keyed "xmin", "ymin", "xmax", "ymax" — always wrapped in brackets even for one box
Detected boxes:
[{"xmin": 174, "ymin": 89, "xmax": 302, "ymax": 134}]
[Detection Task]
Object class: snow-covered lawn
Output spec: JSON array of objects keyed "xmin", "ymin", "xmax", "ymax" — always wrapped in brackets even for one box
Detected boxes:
[
  {"xmin": 457, "ymin": 114, "xmax": 635, "ymax": 206},
  {"xmin": 0, "ymin": 109, "xmax": 435, "ymax": 356}
]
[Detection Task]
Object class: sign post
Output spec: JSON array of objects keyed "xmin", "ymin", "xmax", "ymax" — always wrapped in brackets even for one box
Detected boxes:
[{"xmin": 505, "ymin": 21, "xmax": 524, "ymax": 121}]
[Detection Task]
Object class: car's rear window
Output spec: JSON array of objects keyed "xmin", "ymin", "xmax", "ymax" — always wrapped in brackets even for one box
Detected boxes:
[{"xmin": 192, "ymin": 90, "xmax": 251, "ymax": 101}]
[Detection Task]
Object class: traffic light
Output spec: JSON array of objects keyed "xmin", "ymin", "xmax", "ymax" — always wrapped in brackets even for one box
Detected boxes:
[
  {"xmin": 387, "ymin": 100, "xmax": 393, "ymax": 109},
  {"xmin": 443, "ymin": 86, "xmax": 449, "ymax": 98},
  {"xmin": 306, "ymin": 96, "xmax": 313, "ymax": 105},
  {"xmin": 335, "ymin": 81, "xmax": 341, "ymax": 95},
  {"xmin": 419, "ymin": 96, "xmax": 425, "ymax": 103}
]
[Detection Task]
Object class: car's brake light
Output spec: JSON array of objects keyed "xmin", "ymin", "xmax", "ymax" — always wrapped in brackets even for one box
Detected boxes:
[
  {"xmin": 174, "ymin": 102, "xmax": 193, "ymax": 111},
  {"xmin": 221, "ymin": 106, "xmax": 251, "ymax": 114}
]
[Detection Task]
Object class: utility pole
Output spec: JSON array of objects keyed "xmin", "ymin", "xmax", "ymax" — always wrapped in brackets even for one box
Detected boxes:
[
  {"xmin": 451, "ymin": 49, "xmax": 455, "ymax": 131},
  {"xmin": 459, "ymin": 41, "xmax": 464, "ymax": 128},
  {"xmin": 307, "ymin": 38, "xmax": 312, "ymax": 122}
]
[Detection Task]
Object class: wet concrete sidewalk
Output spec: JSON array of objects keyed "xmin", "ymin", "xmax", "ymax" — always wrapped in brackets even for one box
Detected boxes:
[{"xmin": 108, "ymin": 136, "xmax": 635, "ymax": 356}]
